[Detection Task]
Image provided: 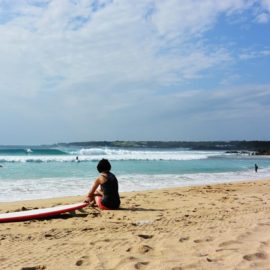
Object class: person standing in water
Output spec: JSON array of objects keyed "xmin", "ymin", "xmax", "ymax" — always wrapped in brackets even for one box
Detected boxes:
[
  {"xmin": 255, "ymin": 163, "xmax": 258, "ymax": 173},
  {"xmin": 84, "ymin": 159, "xmax": 120, "ymax": 210}
]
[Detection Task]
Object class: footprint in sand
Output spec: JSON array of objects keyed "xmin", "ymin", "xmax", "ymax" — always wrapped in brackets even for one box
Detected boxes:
[
  {"xmin": 193, "ymin": 237, "xmax": 213, "ymax": 243},
  {"xmin": 179, "ymin": 236, "xmax": 189, "ymax": 242},
  {"xmin": 75, "ymin": 260, "xmax": 84, "ymax": 266},
  {"xmin": 218, "ymin": 240, "xmax": 241, "ymax": 247},
  {"xmin": 75, "ymin": 255, "xmax": 89, "ymax": 266},
  {"xmin": 44, "ymin": 233, "xmax": 53, "ymax": 238},
  {"xmin": 127, "ymin": 244, "xmax": 153, "ymax": 254},
  {"xmin": 206, "ymin": 257, "xmax": 218, "ymax": 262},
  {"xmin": 138, "ymin": 245, "xmax": 153, "ymax": 254},
  {"xmin": 138, "ymin": 234, "xmax": 153, "ymax": 239},
  {"xmin": 134, "ymin": 261, "xmax": 149, "ymax": 269},
  {"xmin": 21, "ymin": 266, "xmax": 46, "ymax": 270},
  {"xmin": 216, "ymin": 248, "xmax": 238, "ymax": 252},
  {"xmin": 81, "ymin": 227, "xmax": 93, "ymax": 232},
  {"xmin": 258, "ymin": 222, "xmax": 270, "ymax": 226},
  {"xmin": 243, "ymin": 252, "xmax": 268, "ymax": 261}
]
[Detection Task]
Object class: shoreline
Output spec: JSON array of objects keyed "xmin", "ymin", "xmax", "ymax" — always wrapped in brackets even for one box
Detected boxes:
[
  {"xmin": 1, "ymin": 172, "xmax": 270, "ymax": 204},
  {"xmin": 1, "ymin": 178, "xmax": 270, "ymax": 269},
  {"xmin": 1, "ymin": 174, "xmax": 269, "ymax": 205}
]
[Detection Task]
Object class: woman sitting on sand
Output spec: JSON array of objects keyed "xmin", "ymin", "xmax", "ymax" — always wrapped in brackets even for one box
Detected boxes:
[{"xmin": 84, "ymin": 159, "xmax": 120, "ymax": 210}]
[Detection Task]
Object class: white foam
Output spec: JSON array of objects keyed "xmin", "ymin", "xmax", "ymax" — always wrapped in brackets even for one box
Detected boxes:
[
  {"xmin": 0, "ymin": 149, "xmax": 222, "ymax": 163},
  {"xmin": 0, "ymin": 177, "xmax": 89, "ymax": 202},
  {"xmin": 1, "ymin": 168, "xmax": 270, "ymax": 202},
  {"xmin": 118, "ymin": 167, "xmax": 270, "ymax": 192}
]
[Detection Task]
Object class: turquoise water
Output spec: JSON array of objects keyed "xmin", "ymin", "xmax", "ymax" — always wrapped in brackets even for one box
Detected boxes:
[{"xmin": 0, "ymin": 147, "xmax": 269, "ymax": 202}]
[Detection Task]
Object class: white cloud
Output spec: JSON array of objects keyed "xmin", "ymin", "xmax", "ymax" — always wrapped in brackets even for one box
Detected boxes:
[
  {"xmin": 261, "ymin": 0, "xmax": 270, "ymax": 10},
  {"xmin": 0, "ymin": 0, "xmax": 270, "ymax": 143},
  {"xmin": 255, "ymin": 0, "xmax": 270, "ymax": 23},
  {"xmin": 256, "ymin": 12, "xmax": 270, "ymax": 23},
  {"xmin": 239, "ymin": 48, "xmax": 270, "ymax": 59},
  {"xmin": 0, "ymin": 0, "xmax": 238, "ymax": 94}
]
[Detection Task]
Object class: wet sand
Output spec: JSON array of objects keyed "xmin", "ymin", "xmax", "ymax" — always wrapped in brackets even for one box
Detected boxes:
[{"xmin": 1, "ymin": 179, "xmax": 270, "ymax": 270}]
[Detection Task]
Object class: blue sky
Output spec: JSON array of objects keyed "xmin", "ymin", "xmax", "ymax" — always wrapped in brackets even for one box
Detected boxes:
[{"xmin": 0, "ymin": 0, "xmax": 270, "ymax": 144}]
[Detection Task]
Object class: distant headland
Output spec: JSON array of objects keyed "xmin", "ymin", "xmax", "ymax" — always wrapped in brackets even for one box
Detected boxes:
[
  {"xmin": 1, "ymin": 141, "xmax": 270, "ymax": 155},
  {"xmin": 55, "ymin": 140, "xmax": 270, "ymax": 155}
]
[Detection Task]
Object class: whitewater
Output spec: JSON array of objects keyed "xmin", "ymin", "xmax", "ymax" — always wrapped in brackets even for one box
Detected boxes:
[{"xmin": 0, "ymin": 147, "xmax": 270, "ymax": 202}]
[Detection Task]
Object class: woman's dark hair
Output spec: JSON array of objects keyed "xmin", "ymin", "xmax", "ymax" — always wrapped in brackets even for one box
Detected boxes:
[{"xmin": 97, "ymin": 159, "xmax": 111, "ymax": 173}]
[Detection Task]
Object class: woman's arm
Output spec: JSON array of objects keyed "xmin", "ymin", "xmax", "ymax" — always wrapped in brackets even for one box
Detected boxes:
[{"xmin": 84, "ymin": 177, "xmax": 101, "ymax": 203}]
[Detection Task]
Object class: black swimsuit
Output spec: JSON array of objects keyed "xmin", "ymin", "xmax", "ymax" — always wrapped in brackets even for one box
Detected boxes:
[{"xmin": 101, "ymin": 172, "xmax": 120, "ymax": 209}]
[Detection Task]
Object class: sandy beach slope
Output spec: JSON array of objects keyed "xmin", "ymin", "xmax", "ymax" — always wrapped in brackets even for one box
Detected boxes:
[{"xmin": 1, "ymin": 179, "xmax": 270, "ymax": 270}]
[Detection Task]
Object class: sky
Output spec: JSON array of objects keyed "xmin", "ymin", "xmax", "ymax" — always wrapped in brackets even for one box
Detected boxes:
[{"xmin": 0, "ymin": 0, "xmax": 270, "ymax": 145}]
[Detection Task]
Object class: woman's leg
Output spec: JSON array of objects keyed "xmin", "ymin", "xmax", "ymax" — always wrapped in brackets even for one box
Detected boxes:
[{"xmin": 94, "ymin": 195, "xmax": 111, "ymax": 210}]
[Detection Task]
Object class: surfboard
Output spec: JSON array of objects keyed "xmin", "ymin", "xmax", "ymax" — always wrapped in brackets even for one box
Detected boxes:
[{"xmin": 0, "ymin": 202, "xmax": 88, "ymax": 223}]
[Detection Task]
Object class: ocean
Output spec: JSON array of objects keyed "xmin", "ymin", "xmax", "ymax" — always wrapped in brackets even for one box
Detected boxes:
[{"xmin": 0, "ymin": 146, "xmax": 270, "ymax": 202}]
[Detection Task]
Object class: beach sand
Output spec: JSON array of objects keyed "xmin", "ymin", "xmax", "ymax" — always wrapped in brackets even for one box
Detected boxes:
[{"xmin": 1, "ymin": 179, "xmax": 270, "ymax": 270}]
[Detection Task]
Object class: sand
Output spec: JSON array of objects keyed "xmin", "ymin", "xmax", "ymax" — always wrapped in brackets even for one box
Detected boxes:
[{"xmin": 1, "ymin": 179, "xmax": 270, "ymax": 270}]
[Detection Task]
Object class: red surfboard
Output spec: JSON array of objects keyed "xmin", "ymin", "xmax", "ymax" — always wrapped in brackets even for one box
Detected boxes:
[{"xmin": 0, "ymin": 202, "xmax": 88, "ymax": 223}]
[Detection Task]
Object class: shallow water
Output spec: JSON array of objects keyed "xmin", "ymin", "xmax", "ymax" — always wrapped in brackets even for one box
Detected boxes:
[{"xmin": 0, "ymin": 147, "xmax": 269, "ymax": 202}]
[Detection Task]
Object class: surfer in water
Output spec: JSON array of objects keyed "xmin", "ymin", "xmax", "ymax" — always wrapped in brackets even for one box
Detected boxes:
[
  {"xmin": 84, "ymin": 159, "xmax": 120, "ymax": 210},
  {"xmin": 255, "ymin": 163, "xmax": 258, "ymax": 173}
]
